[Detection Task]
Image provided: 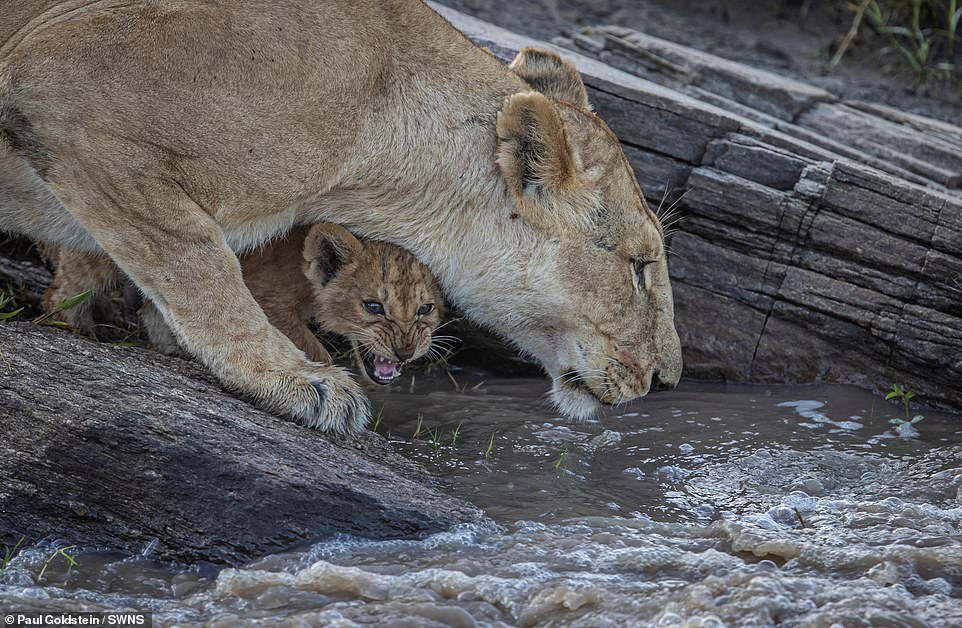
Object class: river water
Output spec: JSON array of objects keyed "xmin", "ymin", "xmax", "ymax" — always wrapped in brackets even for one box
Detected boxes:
[{"xmin": 2, "ymin": 372, "xmax": 961, "ymax": 626}]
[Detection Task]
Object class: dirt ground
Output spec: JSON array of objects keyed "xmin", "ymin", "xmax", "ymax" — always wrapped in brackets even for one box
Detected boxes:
[{"xmin": 435, "ymin": 0, "xmax": 961, "ymax": 125}]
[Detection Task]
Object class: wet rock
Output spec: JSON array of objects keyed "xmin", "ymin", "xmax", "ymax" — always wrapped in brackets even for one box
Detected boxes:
[{"xmin": 0, "ymin": 322, "xmax": 485, "ymax": 565}]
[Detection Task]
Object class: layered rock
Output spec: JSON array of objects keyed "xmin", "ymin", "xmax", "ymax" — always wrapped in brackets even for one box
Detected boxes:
[{"xmin": 434, "ymin": 4, "xmax": 962, "ymax": 411}]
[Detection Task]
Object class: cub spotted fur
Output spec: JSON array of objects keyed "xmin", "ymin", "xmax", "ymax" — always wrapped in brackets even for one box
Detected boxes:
[{"xmin": 1, "ymin": 1, "xmax": 682, "ymax": 432}]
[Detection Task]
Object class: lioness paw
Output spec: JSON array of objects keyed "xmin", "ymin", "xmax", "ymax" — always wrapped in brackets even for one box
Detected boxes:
[{"xmin": 281, "ymin": 366, "xmax": 372, "ymax": 434}]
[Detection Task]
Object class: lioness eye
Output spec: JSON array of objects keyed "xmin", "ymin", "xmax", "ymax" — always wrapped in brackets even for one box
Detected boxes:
[
  {"xmin": 363, "ymin": 301, "xmax": 384, "ymax": 315},
  {"xmin": 417, "ymin": 303, "xmax": 434, "ymax": 316},
  {"xmin": 631, "ymin": 259, "xmax": 652, "ymax": 291}
]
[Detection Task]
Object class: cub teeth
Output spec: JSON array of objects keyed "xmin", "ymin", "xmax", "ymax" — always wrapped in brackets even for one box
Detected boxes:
[{"xmin": 372, "ymin": 355, "xmax": 402, "ymax": 383}]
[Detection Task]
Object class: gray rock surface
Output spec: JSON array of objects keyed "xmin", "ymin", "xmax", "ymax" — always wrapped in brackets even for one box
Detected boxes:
[{"xmin": 0, "ymin": 322, "xmax": 485, "ymax": 565}]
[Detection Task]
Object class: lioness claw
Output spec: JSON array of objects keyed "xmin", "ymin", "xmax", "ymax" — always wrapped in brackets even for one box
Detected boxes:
[{"xmin": 284, "ymin": 367, "xmax": 371, "ymax": 434}]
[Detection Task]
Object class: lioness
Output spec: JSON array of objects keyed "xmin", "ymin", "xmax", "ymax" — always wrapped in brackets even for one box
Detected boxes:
[{"xmin": 0, "ymin": 1, "xmax": 682, "ymax": 432}]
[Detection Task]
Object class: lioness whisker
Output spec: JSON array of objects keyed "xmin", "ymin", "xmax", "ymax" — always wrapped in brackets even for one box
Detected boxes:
[
  {"xmin": 656, "ymin": 181, "xmax": 671, "ymax": 215},
  {"xmin": 656, "ymin": 187, "xmax": 690, "ymax": 221}
]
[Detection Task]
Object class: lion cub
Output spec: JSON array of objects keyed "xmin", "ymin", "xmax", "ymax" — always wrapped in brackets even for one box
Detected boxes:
[
  {"xmin": 46, "ymin": 224, "xmax": 444, "ymax": 386},
  {"xmin": 243, "ymin": 224, "xmax": 444, "ymax": 385}
]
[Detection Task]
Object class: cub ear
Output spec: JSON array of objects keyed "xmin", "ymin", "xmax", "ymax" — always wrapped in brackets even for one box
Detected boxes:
[
  {"xmin": 509, "ymin": 48, "xmax": 590, "ymax": 110},
  {"xmin": 303, "ymin": 223, "xmax": 363, "ymax": 285},
  {"xmin": 496, "ymin": 91, "xmax": 597, "ymax": 230}
]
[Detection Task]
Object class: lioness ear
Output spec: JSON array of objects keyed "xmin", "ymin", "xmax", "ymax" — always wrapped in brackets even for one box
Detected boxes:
[
  {"xmin": 303, "ymin": 223, "xmax": 363, "ymax": 285},
  {"xmin": 509, "ymin": 48, "xmax": 590, "ymax": 110},
  {"xmin": 496, "ymin": 91, "xmax": 596, "ymax": 229}
]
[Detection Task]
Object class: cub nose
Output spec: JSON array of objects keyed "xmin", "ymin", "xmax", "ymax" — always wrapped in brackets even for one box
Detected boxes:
[{"xmin": 394, "ymin": 348, "xmax": 414, "ymax": 362}]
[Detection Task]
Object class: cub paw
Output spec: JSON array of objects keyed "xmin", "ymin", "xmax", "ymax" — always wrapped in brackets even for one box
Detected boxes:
[{"xmin": 282, "ymin": 366, "xmax": 372, "ymax": 433}]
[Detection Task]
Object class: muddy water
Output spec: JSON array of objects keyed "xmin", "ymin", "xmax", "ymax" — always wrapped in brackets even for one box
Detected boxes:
[{"xmin": 2, "ymin": 373, "xmax": 961, "ymax": 626}]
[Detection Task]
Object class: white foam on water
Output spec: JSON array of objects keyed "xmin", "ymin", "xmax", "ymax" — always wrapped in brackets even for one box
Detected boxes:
[{"xmin": 4, "ymin": 380, "xmax": 961, "ymax": 625}]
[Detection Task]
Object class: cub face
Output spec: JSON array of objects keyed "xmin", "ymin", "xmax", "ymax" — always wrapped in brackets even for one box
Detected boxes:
[{"xmin": 303, "ymin": 224, "xmax": 444, "ymax": 385}]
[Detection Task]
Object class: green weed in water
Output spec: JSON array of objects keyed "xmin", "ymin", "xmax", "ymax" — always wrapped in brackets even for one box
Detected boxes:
[
  {"xmin": 371, "ymin": 406, "xmax": 385, "ymax": 433},
  {"xmin": 412, "ymin": 414, "xmax": 425, "ymax": 439},
  {"xmin": 553, "ymin": 447, "xmax": 569, "ymax": 470},
  {"xmin": 450, "ymin": 421, "xmax": 464, "ymax": 446},
  {"xmin": 886, "ymin": 383, "xmax": 925, "ymax": 436},
  {"xmin": 37, "ymin": 545, "xmax": 78, "ymax": 581},
  {"xmin": 446, "ymin": 370, "xmax": 467, "ymax": 393},
  {"xmin": 427, "ymin": 425, "xmax": 443, "ymax": 451},
  {"xmin": 1, "ymin": 536, "xmax": 25, "ymax": 576},
  {"xmin": 445, "ymin": 370, "xmax": 485, "ymax": 394},
  {"xmin": 483, "ymin": 433, "xmax": 496, "ymax": 460}
]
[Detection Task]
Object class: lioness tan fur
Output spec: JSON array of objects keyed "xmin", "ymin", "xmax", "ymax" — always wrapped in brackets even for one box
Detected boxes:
[{"xmin": 0, "ymin": 0, "xmax": 682, "ymax": 431}]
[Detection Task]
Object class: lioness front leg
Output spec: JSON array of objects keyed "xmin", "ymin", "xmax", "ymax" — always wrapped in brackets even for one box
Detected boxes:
[{"xmin": 59, "ymin": 183, "xmax": 370, "ymax": 433}]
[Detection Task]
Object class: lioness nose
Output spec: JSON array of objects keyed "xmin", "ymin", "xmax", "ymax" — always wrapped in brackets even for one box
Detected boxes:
[
  {"xmin": 394, "ymin": 348, "xmax": 414, "ymax": 362},
  {"xmin": 651, "ymin": 368, "xmax": 671, "ymax": 392}
]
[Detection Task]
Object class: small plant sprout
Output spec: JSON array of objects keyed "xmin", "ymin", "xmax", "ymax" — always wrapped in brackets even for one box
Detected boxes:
[
  {"xmin": 450, "ymin": 421, "xmax": 464, "ymax": 446},
  {"xmin": 553, "ymin": 447, "xmax": 569, "ymax": 470},
  {"xmin": 0, "ymin": 289, "xmax": 24, "ymax": 321},
  {"xmin": 446, "ymin": 370, "xmax": 460, "ymax": 391},
  {"xmin": 412, "ymin": 414, "xmax": 425, "ymax": 439},
  {"xmin": 886, "ymin": 383, "xmax": 925, "ymax": 437},
  {"xmin": 483, "ymin": 432, "xmax": 496, "ymax": 460},
  {"xmin": 428, "ymin": 426, "xmax": 443, "ymax": 451},
  {"xmin": 371, "ymin": 406, "xmax": 385, "ymax": 433},
  {"xmin": 1, "ymin": 536, "xmax": 25, "ymax": 576},
  {"xmin": 37, "ymin": 545, "xmax": 78, "ymax": 581},
  {"xmin": 445, "ymin": 370, "xmax": 485, "ymax": 394}
]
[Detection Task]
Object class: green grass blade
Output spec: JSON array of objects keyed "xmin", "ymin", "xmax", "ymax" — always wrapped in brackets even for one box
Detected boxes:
[
  {"xmin": 57, "ymin": 290, "xmax": 94, "ymax": 311},
  {"xmin": 0, "ymin": 308, "xmax": 24, "ymax": 321}
]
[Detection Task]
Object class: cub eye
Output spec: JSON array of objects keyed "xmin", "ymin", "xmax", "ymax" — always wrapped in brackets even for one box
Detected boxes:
[
  {"xmin": 631, "ymin": 258, "xmax": 652, "ymax": 291},
  {"xmin": 417, "ymin": 303, "xmax": 434, "ymax": 316},
  {"xmin": 363, "ymin": 301, "xmax": 384, "ymax": 315}
]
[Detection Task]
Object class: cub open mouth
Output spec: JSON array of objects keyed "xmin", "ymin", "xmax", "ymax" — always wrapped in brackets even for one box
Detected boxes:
[{"xmin": 362, "ymin": 353, "xmax": 403, "ymax": 385}]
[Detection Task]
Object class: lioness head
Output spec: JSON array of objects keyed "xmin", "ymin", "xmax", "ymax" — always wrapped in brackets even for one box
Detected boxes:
[
  {"xmin": 302, "ymin": 224, "xmax": 444, "ymax": 385},
  {"xmin": 492, "ymin": 48, "xmax": 683, "ymax": 419}
]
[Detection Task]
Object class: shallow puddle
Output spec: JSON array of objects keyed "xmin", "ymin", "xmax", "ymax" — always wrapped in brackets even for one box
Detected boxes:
[{"xmin": 3, "ymin": 372, "xmax": 961, "ymax": 626}]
